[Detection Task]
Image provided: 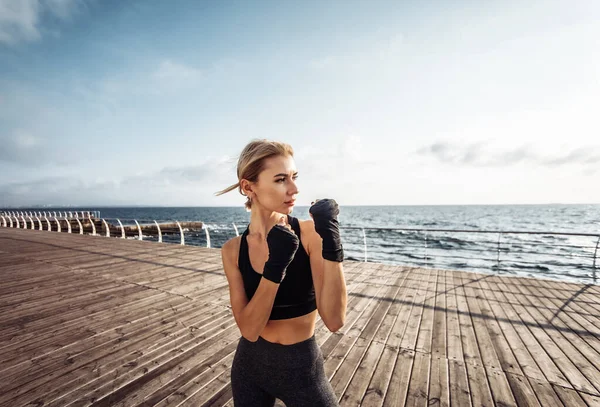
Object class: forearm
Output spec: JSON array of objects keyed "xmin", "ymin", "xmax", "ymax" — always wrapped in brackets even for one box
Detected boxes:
[
  {"xmin": 319, "ymin": 260, "xmax": 347, "ymax": 331},
  {"xmin": 239, "ymin": 278, "xmax": 279, "ymax": 341}
]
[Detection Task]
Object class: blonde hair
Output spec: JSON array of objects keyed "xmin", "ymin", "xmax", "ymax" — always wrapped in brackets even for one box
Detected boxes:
[{"xmin": 215, "ymin": 139, "xmax": 294, "ymax": 210}]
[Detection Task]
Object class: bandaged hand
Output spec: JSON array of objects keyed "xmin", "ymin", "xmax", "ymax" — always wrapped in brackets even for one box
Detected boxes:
[
  {"xmin": 262, "ymin": 224, "xmax": 299, "ymax": 284},
  {"xmin": 309, "ymin": 199, "xmax": 344, "ymax": 262}
]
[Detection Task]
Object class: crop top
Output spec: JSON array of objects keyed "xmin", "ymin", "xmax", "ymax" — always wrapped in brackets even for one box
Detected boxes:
[{"xmin": 238, "ymin": 214, "xmax": 317, "ymax": 320}]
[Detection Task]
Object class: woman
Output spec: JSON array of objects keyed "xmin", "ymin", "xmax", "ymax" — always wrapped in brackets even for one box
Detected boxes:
[{"xmin": 216, "ymin": 139, "xmax": 347, "ymax": 406}]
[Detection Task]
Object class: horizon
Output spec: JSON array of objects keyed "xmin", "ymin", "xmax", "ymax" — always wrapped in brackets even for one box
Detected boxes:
[
  {"xmin": 2, "ymin": 1, "xmax": 599, "ymax": 207},
  {"xmin": 2, "ymin": 202, "xmax": 599, "ymax": 210}
]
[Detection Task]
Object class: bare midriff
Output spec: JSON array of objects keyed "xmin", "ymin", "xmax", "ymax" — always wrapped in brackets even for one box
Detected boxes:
[{"xmin": 259, "ymin": 309, "xmax": 318, "ymax": 345}]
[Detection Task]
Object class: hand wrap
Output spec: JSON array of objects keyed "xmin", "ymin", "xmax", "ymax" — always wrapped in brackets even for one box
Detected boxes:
[
  {"xmin": 262, "ymin": 224, "xmax": 300, "ymax": 284},
  {"xmin": 309, "ymin": 199, "xmax": 344, "ymax": 262}
]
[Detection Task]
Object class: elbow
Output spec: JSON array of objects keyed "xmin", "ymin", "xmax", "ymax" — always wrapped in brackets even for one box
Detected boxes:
[
  {"xmin": 240, "ymin": 324, "xmax": 260, "ymax": 342},
  {"xmin": 242, "ymin": 333, "xmax": 259, "ymax": 342},
  {"xmin": 240, "ymin": 328, "xmax": 260, "ymax": 342},
  {"xmin": 325, "ymin": 317, "xmax": 345, "ymax": 333}
]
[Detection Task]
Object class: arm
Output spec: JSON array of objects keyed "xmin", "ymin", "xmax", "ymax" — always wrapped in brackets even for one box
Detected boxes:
[
  {"xmin": 221, "ymin": 239, "xmax": 279, "ymax": 342},
  {"xmin": 307, "ymin": 221, "xmax": 347, "ymax": 332},
  {"xmin": 221, "ymin": 225, "xmax": 298, "ymax": 342}
]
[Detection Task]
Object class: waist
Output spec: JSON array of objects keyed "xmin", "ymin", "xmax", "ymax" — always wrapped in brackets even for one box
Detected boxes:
[
  {"xmin": 261, "ymin": 309, "xmax": 317, "ymax": 345},
  {"xmin": 237, "ymin": 333, "xmax": 321, "ymax": 369}
]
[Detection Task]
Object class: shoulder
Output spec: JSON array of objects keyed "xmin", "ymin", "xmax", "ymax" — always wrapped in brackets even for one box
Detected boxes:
[
  {"xmin": 298, "ymin": 219, "xmax": 320, "ymax": 255},
  {"xmin": 221, "ymin": 236, "xmax": 242, "ymax": 267},
  {"xmin": 298, "ymin": 218, "xmax": 316, "ymax": 234}
]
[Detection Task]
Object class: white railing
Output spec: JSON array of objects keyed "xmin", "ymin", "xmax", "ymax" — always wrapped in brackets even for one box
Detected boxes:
[{"xmin": 2, "ymin": 212, "xmax": 597, "ymax": 283}]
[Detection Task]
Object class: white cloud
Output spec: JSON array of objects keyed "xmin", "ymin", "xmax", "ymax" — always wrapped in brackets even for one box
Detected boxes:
[
  {"xmin": 0, "ymin": 0, "xmax": 83, "ymax": 45},
  {"xmin": 417, "ymin": 140, "xmax": 600, "ymax": 169},
  {"xmin": 0, "ymin": 129, "xmax": 71, "ymax": 167}
]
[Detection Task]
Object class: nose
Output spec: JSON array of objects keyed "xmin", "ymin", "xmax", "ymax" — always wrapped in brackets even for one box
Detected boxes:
[{"xmin": 289, "ymin": 179, "xmax": 299, "ymax": 196}]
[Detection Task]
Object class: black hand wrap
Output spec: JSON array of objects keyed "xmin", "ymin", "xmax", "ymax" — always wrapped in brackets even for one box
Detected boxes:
[
  {"xmin": 309, "ymin": 199, "xmax": 344, "ymax": 262},
  {"xmin": 262, "ymin": 224, "xmax": 300, "ymax": 284}
]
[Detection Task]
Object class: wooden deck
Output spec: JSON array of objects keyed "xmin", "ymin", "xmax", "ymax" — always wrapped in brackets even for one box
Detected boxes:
[{"xmin": 1, "ymin": 228, "xmax": 600, "ymax": 407}]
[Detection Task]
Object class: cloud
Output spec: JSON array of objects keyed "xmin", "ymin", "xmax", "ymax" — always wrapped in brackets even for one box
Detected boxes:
[
  {"xmin": 0, "ymin": 128, "xmax": 75, "ymax": 168},
  {"xmin": 417, "ymin": 141, "xmax": 600, "ymax": 169},
  {"xmin": 0, "ymin": 0, "xmax": 85, "ymax": 45},
  {"xmin": 542, "ymin": 147, "xmax": 600, "ymax": 167},
  {"xmin": 0, "ymin": 156, "xmax": 236, "ymax": 206},
  {"xmin": 121, "ymin": 156, "xmax": 235, "ymax": 189},
  {"xmin": 0, "ymin": 129, "xmax": 43, "ymax": 164}
]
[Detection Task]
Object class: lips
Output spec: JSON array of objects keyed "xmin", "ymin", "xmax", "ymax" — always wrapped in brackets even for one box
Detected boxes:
[{"xmin": 285, "ymin": 200, "xmax": 296, "ymax": 205}]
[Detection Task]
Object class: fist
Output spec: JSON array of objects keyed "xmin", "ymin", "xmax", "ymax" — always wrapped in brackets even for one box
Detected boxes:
[
  {"xmin": 267, "ymin": 223, "xmax": 300, "ymax": 258},
  {"xmin": 262, "ymin": 224, "xmax": 300, "ymax": 283},
  {"xmin": 309, "ymin": 199, "xmax": 339, "ymax": 223},
  {"xmin": 309, "ymin": 199, "xmax": 344, "ymax": 262}
]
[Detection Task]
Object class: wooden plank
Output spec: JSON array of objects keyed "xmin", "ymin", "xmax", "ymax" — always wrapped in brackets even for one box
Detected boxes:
[
  {"xmin": 457, "ymin": 271, "xmax": 517, "ymax": 406},
  {"xmin": 339, "ymin": 269, "xmax": 407, "ymax": 405},
  {"xmin": 553, "ymin": 385, "xmax": 588, "ymax": 407},
  {"xmin": 483, "ymin": 276, "xmax": 571, "ymax": 388},
  {"xmin": 579, "ymin": 392, "xmax": 600, "ymax": 407},
  {"xmin": 444, "ymin": 269, "xmax": 463, "ymax": 362},
  {"xmin": 4, "ymin": 228, "xmax": 600, "ymax": 406},
  {"xmin": 327, "ymin": 274, "xmax": 399, "ymax": 394},
  {"xmin": 511, "ymin": 278, "xmax": 600, "ymax": 395},
  {"xmin": 448, "ymin": 359, "xmax": 471, "ymax": 407},
  {"xmin": 362, "ymin": 267, "xmax": 419, "ymax": 407},
  {"xmin": 428, "ymin": 356, "xmax": 449, "ymax": 407},
  {"xmin": 1, "ymin": 302, "xmax": 227, "ymax": 405},
  {"xmin": 525, "ymin": 377, "xmax": 563, "ymax": 406},
  {"xmin": 405, "ymin": 351, "xmax": 430, "ymax": 407},
  {"xmin": 494, "ymin": 277, "xmax": 598, "ymax": 394},
  {"xmin": 430, "ymin": 269, "xmax": 447, "ymax": 360},
  {"xmin": 383, "ymin": 348, "xmax": 415, "ymax": 407}
]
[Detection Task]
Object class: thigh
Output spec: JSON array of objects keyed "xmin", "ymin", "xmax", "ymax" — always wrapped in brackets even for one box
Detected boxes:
[
  {"xmin": 231, "ymin": 347, "xmax": 276, "ymax": 407},
  {"xmin": 279, "ymin": 356, "xmax": 339, "ymax": 407}
]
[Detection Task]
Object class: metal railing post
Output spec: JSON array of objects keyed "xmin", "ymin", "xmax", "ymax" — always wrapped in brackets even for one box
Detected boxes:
[
  {"xmin": 362, "ymin": 228, "xmax": 367, "ymax": 262},
  {"xmin": 117, "ymin": 219, "xmax": 125, "ymax": 239},
  {"xmin": 89, "ymin": 213, "xmax": 96, "ymax": 236},
  {"xmin": 176, "ymin": 221, "xmax": 185, "ymax": 245},
  {"xmin": 134, "ymin": 220, "xmax": 142, "ymax": 240},
  {"xmin": 102, "ymin": 219, "xmax": 110, "ymax": 237},
  {"xmin": 204, "ymin": 224, "xmax": 211, "ymax": 248},
  {"xmin": 497, "ymin": 232, "xmax": 502, "ymax": 272},
  {"xmin": 593, "ymin": 236, "xmax": 600, "ymax": 283},
  {"xmin": 424, "ymin": 232, "xmax": 428, "ymax": 267},
  {"xmin": 154, "ymin": 220, "xmax": 162, "ymax": 243}
]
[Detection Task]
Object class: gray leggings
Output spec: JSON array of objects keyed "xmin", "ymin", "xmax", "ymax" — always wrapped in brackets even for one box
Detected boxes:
[{"xmin": 231, "ymin": 335, "xmax": 339, "ymax": 406}]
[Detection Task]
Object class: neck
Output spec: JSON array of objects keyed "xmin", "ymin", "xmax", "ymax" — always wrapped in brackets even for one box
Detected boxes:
[{"xmin": 248, "ymin": 208, "xmax": 288, "ymax": 240}]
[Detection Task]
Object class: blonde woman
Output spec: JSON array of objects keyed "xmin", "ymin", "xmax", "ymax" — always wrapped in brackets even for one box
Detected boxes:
[{"xmin": 216, "ymin": 139, "xmax": 347, "ymax": 406}]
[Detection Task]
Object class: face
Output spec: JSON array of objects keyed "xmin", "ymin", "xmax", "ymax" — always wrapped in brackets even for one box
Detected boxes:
[{"xmin": 246, "ymin": 155, "xmax": 299, "ymax": 214}]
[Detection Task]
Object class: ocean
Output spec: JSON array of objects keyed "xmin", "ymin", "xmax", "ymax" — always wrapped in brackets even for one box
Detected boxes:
[{"xmin": 5, "ymin": 204, "xmax": 600, "ymax": 284}]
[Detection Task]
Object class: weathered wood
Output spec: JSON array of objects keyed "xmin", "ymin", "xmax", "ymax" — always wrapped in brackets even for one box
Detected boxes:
[{"xmin": 1, "ymin": 227, "xmax": 600, "ymax": 406}]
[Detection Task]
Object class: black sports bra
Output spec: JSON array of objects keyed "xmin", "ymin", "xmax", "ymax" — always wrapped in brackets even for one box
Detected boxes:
[{"xmin": 238, "ymin": 215, "xmax": 317, "ymax": 320}]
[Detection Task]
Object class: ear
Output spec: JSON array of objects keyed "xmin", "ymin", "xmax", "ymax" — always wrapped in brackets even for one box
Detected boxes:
[{"xmin": 240, "ymin": 179, "xmax": 254, "ymax": 197}]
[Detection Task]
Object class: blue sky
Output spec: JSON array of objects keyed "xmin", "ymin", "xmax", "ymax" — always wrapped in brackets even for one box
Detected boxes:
[{"xmin": 1, "ymin": 0, "xmax": 599, "ymax": 207}]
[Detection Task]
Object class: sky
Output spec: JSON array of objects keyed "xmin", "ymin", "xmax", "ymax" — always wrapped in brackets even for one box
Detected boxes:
[{"xmin": 1, "ymin": 0, "xmax": 599, "ymax": 208}]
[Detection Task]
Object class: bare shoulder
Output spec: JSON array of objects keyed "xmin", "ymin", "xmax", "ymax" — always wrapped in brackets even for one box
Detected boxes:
[
  {"xmin": 221, "ymin": 236, "xmax": 242, "ymax": 269},
  {"xmin": 298, "ymin": 219, "xmax": 320, "ymax": 255},
  {"xmin": 298, "ymin": 218, "xmax": 316, "ymax": 234}
]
